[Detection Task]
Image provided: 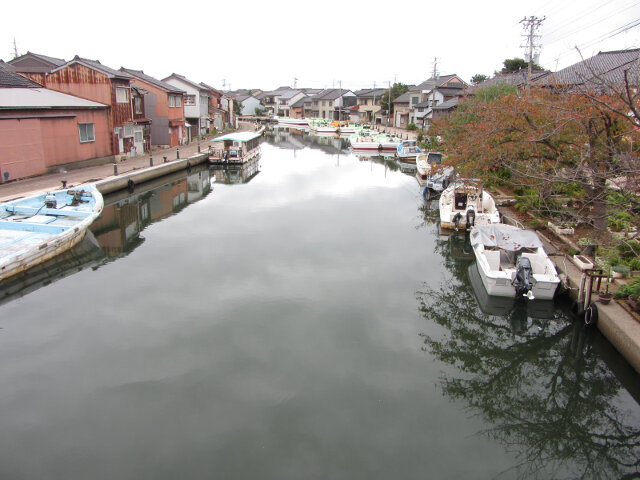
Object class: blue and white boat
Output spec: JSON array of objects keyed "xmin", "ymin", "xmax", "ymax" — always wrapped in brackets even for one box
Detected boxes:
[
  {"xmin": 0, "ymin": 185, "xmax": 103, "ymax": 281},
  {"xmin": 396, "ymin": 140, "xmax": 422, "ymax": 161}
]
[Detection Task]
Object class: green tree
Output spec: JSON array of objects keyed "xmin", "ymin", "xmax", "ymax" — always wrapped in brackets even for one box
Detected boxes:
[
  {"xmin": 471, "ymin": 73, "xmax": 488, "ymax": 85},
  {"xmin": 502, "ymin": 57, "xmax": 543, "ymax": 73},
  {"xmin": 379, "ymin": 82, "xmax": 409, "ymax": 115}
]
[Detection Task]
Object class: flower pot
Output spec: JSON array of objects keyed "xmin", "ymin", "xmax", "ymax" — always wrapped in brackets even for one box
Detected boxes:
[
  {"xmin": 598, "ymin": 293, "xmax": 612, "ymax": 305},
  {"xmin": 572, "ymin": 254, "xmax": 594, "ymax": 271}
]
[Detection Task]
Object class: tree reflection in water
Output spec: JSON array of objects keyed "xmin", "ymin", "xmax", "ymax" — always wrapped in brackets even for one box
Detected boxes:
[{"xmin": 416, "ymin": 200, "xmax": 640, "ymax": 479}]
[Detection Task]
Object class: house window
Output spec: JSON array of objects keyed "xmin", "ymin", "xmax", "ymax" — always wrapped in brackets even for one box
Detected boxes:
[
  {"xmin": 185, "ymin": 94, "xmax": 196, "ymax": 105},
  {"xmin": 175, "ymin": 96, "xmax": 181, "ymax": 107},
  {"xmin": 124, "ymin": 124, "xmax": 134, "ymax": 137},
  {"xmin": 411, "ymin": 96, "xmax": 419, "ymax": 105},
  {"xmin": 78, "ymin": 123, "xmax": 95, "ymax": 143},
  {"xmin": 116, "ymin": 87, "xmax": 129, "ymax": 104},
  {"xmin": 134, "ymin": 96, "xmax": 143, "ymax": 114},
  {"xmin": 322, "ymin": 101, "xmax": 325, "ymax": 106},
  {"xmin": 329, "ymin": 101, "xmax": 333, "ymax": 106},
  {"xmin": 169, "ymin": 95, "xmax": 175, "ymax": 107},
  {"xmin": 134, "ymin": 131, "xmax": 143, "ymax": 142}
]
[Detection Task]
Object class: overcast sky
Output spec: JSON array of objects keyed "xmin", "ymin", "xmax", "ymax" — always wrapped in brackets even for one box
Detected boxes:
[{"xmin": 3, "ymin": 0, "xmax": 639, "ymax": 91}]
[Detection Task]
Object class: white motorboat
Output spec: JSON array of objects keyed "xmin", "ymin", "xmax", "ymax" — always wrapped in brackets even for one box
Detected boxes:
[
  {"xmin": 396, "ymin": 140, "xmax": 422, "ymax": 161},
  {"xmin": 470, "ymin": 224, "xmax": 561, "ymax": 300},
  {"xmin": 349, "ymin": 130, "xmax": 401, "ymax": 152},
  {"xmin": 439, "ymin": 178, "xmax": 501, "ymax": 231},
  {"xmin": 416, "ymin": 152, "xmax": 454, "ymax": 192},
  {"xmin": 276, "ymin": 117, "xmax": 309, "ymax": 127}
]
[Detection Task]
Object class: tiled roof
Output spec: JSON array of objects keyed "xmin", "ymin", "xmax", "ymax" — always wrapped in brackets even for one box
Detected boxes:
[
  {"xmin": 291, "ymin": 96, "xmax": 308, "ymax": 108},
  {"xmin": 312, "ymin": 88, "xmax": 353, "ymax": 100},
  {"xmin": 278, "ymin": 89, "xmax": 303, "ymax": 100},
  {"xmin": 57, "ymin": 56, "xmax": 133, "ymax": 80},
  {"xmin": 354, "ymin": 88, "xmax": 387, "ymax": 98},
  {"xmin": 412, "ymin": 74, "xmax": 467, "ymax": 91},
  {"xmin": 533, "ymin": 49, "xmax": 640, "ymax": 87},
  {"xmin": 199, "ymin": 82, "xmax": 223, "ymax": 94},
  {"xmin": 0, "ymin": 86, "xmax": 108, "ymax": 108},
  {"xmin": 8, "ymin": 52, "xmax": 66, "ymax": 69},
  {"xmin": 0, "ymin": 62, "xmax": 42, "ymax": 87},
  {"xmin": 432, "ymin": 97, "xmax": 460, "ymax": 110},
  {"xmin": 121, "ymin": 68, "xmax": 185, "ymax": 93},
  {"xmin": 163, "ymin": 73, "xmax": 207, "ymax": 92},
  {"xmin": 393, "ymin": 92, "xmax": 411, "ymax": 103}
]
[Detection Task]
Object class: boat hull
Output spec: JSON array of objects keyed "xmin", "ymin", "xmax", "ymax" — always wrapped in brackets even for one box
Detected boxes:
[{"xmin": 0, "ymin": 186, "xmax": 104, "ymax": 282}]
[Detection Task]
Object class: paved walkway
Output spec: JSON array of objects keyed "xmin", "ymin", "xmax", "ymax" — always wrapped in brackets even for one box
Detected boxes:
[{"xmin": 0, "ymin": 122, "xmax": 258, "ymax": 203}]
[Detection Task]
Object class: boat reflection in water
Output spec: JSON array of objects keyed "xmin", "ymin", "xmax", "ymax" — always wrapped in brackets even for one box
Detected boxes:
[
  {"xmin": 468, "ymin": 262, "xmax": 555, "ymax": 333},
  {"xmin": 90, "ymin": 166, "xmax": 211, "ymax": 261},
  {"xmin": 210, "ymin": 155, "xmax": 261, "ymax": 185},
  {"xmin": 0, "ymin": 230, "xmax": 106, "ymax": 306}
]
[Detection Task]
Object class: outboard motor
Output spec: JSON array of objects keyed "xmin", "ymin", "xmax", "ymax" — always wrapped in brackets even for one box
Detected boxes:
[
  {"xmin": 453, "ymin": 212, "xmax": 462, "ymax": 231},
  {"xmin": 513, "ymin": 256, "xmax": 535, "ymax": 299},
  {"xmin": 465, "ymin": 208, "xmax": 476, "ymax": 228},
  {"xmin": 44, "ymin": 194, "xmax": 57, "ymax": 209}
]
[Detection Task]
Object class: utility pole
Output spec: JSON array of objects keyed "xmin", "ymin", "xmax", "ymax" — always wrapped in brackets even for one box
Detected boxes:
[
  {"xmin": 12, "ymin": 38, "xmax": 18, "ymax": 58},
  {"xmin": 387, "ymin": 81, "xmax": 391, "ymax": 127},
  {"xmin": 427, "ymin": 58, "xmax": 439, "ymax": 130},
  {"xmin": 520, "ymin": 15, "xmax": 545, "ymax": 81},
  {"xmin": 222, "ymin": 79, "xmax": 226, "ymax": 91}
]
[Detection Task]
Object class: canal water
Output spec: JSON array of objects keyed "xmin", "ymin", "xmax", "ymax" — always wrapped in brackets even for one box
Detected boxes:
[{"xmin": 0, "ymin": 130, "xmax": 638, "ymax": 479}]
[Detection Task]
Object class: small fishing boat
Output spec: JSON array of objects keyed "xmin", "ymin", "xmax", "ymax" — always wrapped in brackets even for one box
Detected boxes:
[
  {"xmin": 396, "ymin": 140, "xmax": 422, "ymax": 161},
  {"xmin": 438, "ymin": 178, "xmax": 501, "ymax": 230},
  {"xmin": 0, "ymin": 185, "xmax": 104, "ymax": 281},
  {"xmin": 349, "ymin": 130, "xmax": 401, "ymax": 152},
  {"xmin": 469, "ymin": 224, "xmax": 561, "ymax": 300},
  {"xmin": 309, "ymin": 119, "xmax": 338, "ymax": 134},
  {"xmin": 209, "ymin": 131, "xmax": 262, "ymax": 164},
  {"xmin": 276, "ymin": 117, "xmax": 309, "ymax": 127},
  {"xmin": 416, "ymin": 152, "xmax": 454, "ymax": 192}
]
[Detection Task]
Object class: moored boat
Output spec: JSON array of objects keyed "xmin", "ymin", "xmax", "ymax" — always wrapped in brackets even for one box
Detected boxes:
[
  {"xmin": 0, "ymin": 185, "xmax": 104, "ymax": 281},
  {"xmin": 349, "ymin": 130, "xmax": 401, "ymax": 152},
  {"xmin": 276, "ymin": 117, "xmax": 309, "ymax": 127},
  {"xmin": 416, "ymin": 152, "xmax": 454, "ymax": 192},
  {"xmin": 469, "ymin": 223, "xmax": 561, "ymax": 300},
  {"xmin": 396, "ymin": 140, "xmax": 422, "ymax": 161},
  {"xmin": 209, "ymin": 131, "xmax": 262, "ymax": 164},
  {"xmin": 439, "ymin": 178, "xmax": 501, "ymax": 230}
]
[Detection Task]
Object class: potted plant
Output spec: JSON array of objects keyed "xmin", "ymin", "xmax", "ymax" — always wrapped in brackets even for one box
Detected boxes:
[
  {"xmin": 612, "ymin": 264, "xmax": 631, "ymax": 278},
  {"xmin": 598, "ymin": 267, "xmax": 613, "ymax": 304}
]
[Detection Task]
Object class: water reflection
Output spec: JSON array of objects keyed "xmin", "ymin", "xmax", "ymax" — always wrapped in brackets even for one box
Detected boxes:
[
  {"xmin": 91, "ymin": 167, "xmax": 211, "ymax": 260},
  {"xmin": 264, "ymin": 126, "xmax": 350, "ymax": 155},
  {"xmin": 210, "ymin": 156, "xmax": 261, "ymax": 185},
  {"xmin": 416, "ymin": 197, "xmax": 640, "ymax": 479}
]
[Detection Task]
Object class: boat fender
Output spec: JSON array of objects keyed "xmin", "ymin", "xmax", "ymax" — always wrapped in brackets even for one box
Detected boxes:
[
  {"xmin": 584, "ymin": 302, "xmax": 598, "ymax": 326},
  {"xmin": 378, "ymin": 144, "xmax": 383, "ymax": 151},
  {"xmin": 466, "ymin": 208, "xmax": 476, "ymax": 227},
  {"xmin": 453, "ymin": 212, "xmax": 462, "ymax": 231},
  {"xmin": 127, "ymin": 179, "xmax": 135, "ymax": 192},
  {"xmin": 187, "ymin": 160, "xmax": 192, "ymax": 172},
  {"xmin": 442, "ymin": 178, "xmax": 449, "ymax": 189}
]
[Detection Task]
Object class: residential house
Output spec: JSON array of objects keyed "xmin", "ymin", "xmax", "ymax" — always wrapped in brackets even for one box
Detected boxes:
[
  {"xmin": 200, "ymin": 83, "xmax": 226, "ymax": 131},
  {"xmin": 310, "ymin": 89, "xmax": 356, "ymax": 120},
  {"xmin": 393, "ymin": 92, "xmax": 411, "ymax": 128},
  {"xmin": 408, "ymin": 74, "xmax": 468, "ymax": 128},
  {"xmin": 163, "ymin": 73, "xmax": 210, "ymax": 140},
  {"xmin": 235, "ymin": 94, "xmax": 264, "ymax": 116},
  {"xmin": 121, "ymin": 68, "xmax": 187, "ymax": 148},
  {"xmin": 41, "ymin": 56, "xmax": 149, "ymax": 156},
  {"xmin": 532, "ymin": 48, "xmax": 639, "ymax": 89},
  {"xmin": 276, "ymin": 90, "xmax": 306, "ymax": 116},
  {"xmin": 354, "ymin": 88, "xmax": 386, "ymax": 123},
  {"xmin": 289, "ymin": 96, "xmax": 307, "ymax": 119},
  {"xmin": 7, "ymin": 51, "xmax": 66, "ymax": 85},
  {"xmin": 0, "ymin": 62, "xmax": 111, "ymax": 180}
]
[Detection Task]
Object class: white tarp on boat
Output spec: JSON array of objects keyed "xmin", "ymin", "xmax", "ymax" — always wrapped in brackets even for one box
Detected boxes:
[{"xmin": 470, "ymin": 224, "xmax": 544, "ymax": 251}]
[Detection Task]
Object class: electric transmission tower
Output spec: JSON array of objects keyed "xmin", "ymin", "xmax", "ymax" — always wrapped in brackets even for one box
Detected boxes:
[{"xmin": 520, "ymin": 16, "xmax": 545, "ymax": 80}]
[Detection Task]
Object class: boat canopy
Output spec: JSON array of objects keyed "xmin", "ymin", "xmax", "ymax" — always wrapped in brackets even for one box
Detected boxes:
[
  {"xmin": 211, "ymin": 132, "xmax": 262, "ymax": 143},
  {"xmin": 470, "ymin": 224, "xmax": 545, "ymax": 251}
]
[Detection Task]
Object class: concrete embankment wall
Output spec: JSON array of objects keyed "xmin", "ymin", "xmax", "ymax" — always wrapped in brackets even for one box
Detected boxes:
[{"xmin": 95, "ymin": 153, "xmax": 209, "ymax": 195}]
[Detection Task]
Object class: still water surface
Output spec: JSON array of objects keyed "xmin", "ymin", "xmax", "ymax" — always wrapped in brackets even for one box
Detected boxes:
[{"xmin": 0, "ymin": 133, "xmax": 638, "ymax": 479}]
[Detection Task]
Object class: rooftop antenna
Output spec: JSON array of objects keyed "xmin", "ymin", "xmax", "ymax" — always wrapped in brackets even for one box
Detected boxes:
[
  {"xmin": 294, "ymin": 76, "xmax": 298, "ymax": 88},
  {"xmin": 12, "ymin": 38, "xmax": 18, "ymax": 58},
  {"xmin": 222, "ymin": 79, "xmax": 227, "ymax": 91}
]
